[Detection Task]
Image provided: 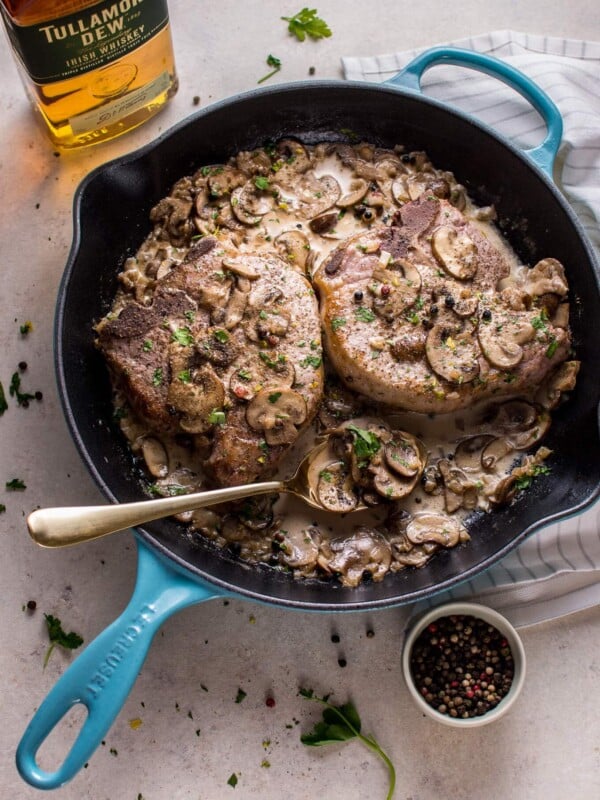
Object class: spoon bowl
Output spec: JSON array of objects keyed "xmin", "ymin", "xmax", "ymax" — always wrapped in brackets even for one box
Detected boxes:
[{"xmin": 27, "ymin": 439, "xmax": 368, "ymax": 548}]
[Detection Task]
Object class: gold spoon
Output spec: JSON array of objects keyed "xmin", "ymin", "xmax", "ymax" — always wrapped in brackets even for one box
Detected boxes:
[{"xmin": 27, "ymin": 440, "xmax": 366, "ymax": 548}]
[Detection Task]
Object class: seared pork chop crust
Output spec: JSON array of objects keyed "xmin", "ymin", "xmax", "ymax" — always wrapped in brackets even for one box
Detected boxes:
[{"xmin": 315, "ymin": 197, "xmax": 571, "ymax": 413}]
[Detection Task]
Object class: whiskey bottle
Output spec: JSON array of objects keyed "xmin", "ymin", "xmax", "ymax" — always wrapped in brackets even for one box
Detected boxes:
[{"xmin": 1, "ymin": 0, "xmax": 178, "ymax": 149}]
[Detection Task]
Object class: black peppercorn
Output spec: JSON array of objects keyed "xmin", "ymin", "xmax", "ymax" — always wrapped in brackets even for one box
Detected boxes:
[
  {"xmin": 353, "ymin": 289, "xmax": 364, "ymax": 303},
  {"xmin": 409, "ymin": 614, "xmax": 515, "ymax": 719},
  {"xmin": 482, "ymin": 309, "xmax": 492, "ymax": 321},
  {"xmin": 444, "ymin": 295, "xmax": 456, "ymax": 309}
]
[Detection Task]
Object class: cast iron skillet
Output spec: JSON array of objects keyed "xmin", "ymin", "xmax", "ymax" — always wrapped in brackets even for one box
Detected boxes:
[{"xmin": 17, "ymin": 49, "xmax": 600, "ymax": 788}]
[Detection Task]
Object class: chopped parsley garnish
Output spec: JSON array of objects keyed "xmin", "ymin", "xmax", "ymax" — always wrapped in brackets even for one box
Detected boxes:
[
  {"xmin": 319, "ymin": 470, "xmax": 333, "ymax": 483},
  {"xmin": 259, "ymin": 351, "xmax": 287, "ymax": 369},
  {"xmin": 546, "ymin": 336, "xmax": 558, "ymax": 358},
  {"xmin": 148, "ymin": 483, "xmax": 189, "ymax": 497},
  {"xmin": 9, "ymin": 372, "xmax": 36, "ymax": 407},
  {"xmin": 354, "ymin": 306, "xmax": 376, "ymax": 323},
  {"xmin": 152, "ymin": 368, "xmax": 163, "ymax": 387},
  {"xmin": 258, "ymin": 54, "xmax": 282, "ymax": 84},
  {"xmin": 237, "ymin": 369, "xmax": 252, "ymax": 381},
  {"xmin": 254, "ymin": 175, "xmax": 271, "ymax": 191},
  {"xmin": 43, "ymin": 613, "xmax": 84, "ymax": 668},
  {"xmin": 515, "ymin": 464, "xmax": 551, "ymax": 490},
  {"xmin": 346, "ymin": 424, "xmax": 381, "ymax": 466},
  {"xmin": 208, "ymin": 409, "xmax": 226, "ymax": 425},
  {"xmin": 299, "ymin": 688, "xmax": 395, "ymax": 800},
  {"xmin": 235, "ymin": 688, "xmax": 247, "ymax": 704},
  {"xmin": 268, "ymin": 391, "xmax": 282, "ymax": 403},
  {"xmin": 6, "ymin": 478, "xmax": 26, "ymax": 490},
  {"xmin": 19, "ymin": 320, "xmax": 33, "ymax": 336},
  {"xmin": 213, "ymin": 329, "xmax": 229, "ymax": 343},
  {"xmin": 300, "ymin": 355, "xmax": 322, "ymax": 369},
  {"xmin": 331, "ymin": 317, "xmax": 346, "ymax": 332},
  {"xmin": 227, "ymin": 773, "xmax": 238, "ymax": 788},
  {"xmin": 142, "ymin": 339, "xmax": 153, "ymax": 352},
  {"xmin": 184, "ymin": 310, "xmax": 196, "ymax": 323},
  {"xmin": 178, "ymin": 370, "xmax": 192, "ymax": 383},
  {"xmin": 282, "ymin": 8, "xmax": 332, "ymax": 41},
  {"xmin": 171, "ymin": 327, "xmax": 194, "ymax": 346}
]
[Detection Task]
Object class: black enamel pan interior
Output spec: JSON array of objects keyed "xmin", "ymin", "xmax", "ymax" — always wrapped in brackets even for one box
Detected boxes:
[{"xmin": 56, "ymin": 78, "xmax": 600, "ymax": 611}]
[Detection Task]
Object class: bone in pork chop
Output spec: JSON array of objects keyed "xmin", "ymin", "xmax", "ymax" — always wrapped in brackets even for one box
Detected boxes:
[
  {"xmin": 315, "ymin": 196, "xmax": 571, "ymax": 413},
  {"xmin": 96, "ymin": 237, "xmax": 323, "ymax": 486}
]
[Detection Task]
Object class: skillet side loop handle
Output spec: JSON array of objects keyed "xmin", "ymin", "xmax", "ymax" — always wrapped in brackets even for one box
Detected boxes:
[
  {"xmin": 16, "ymin": 537, "xmax": 220, "ymax": 790},
  {"xmin": 386, "ymin": 46, "xmax": 563, "ymax": 177}
]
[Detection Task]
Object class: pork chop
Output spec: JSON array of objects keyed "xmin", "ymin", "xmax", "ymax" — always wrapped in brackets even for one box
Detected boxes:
[
  {"xmin": 314, "ymin": 197, "xmax": 571, "ymax": 413},
  {"xmin": 97, "ymin": 237, "xmax": 323, "ymax": 486}
]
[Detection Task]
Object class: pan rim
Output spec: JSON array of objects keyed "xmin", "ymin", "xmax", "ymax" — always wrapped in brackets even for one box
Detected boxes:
[{"xmin": 54, "ymin": 78, "xmax": 600, "ymax": 610}]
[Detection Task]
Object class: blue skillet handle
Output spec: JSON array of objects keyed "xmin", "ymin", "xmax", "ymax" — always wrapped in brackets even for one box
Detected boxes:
[
  {"xmin": 16, "ymin": 536, "xmax": 222, "ymax": 790},
  {"xmin": 385, "ymin": 47, "xmax": 563, "ymax": 177}
]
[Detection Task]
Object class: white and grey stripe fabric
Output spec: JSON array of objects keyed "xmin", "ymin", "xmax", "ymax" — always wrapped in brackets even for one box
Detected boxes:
[{"xmin": 343, "ymin": 31, "xmax": 600, "ymax": 627}]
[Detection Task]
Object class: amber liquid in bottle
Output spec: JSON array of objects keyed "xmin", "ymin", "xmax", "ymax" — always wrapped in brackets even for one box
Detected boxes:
[{"xmin": 1, "ymin": 0, "xmax": 178, "ymax": 149}]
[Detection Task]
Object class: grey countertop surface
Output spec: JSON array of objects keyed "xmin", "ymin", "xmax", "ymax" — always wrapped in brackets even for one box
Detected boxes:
[{"xmin": 1, "ymin": 2, "xmax": 599, "ymax": 798}]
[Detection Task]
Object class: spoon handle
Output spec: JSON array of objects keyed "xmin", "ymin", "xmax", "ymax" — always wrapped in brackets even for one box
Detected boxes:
[{"xmin": 27, "ymin": 481, "xmax": 284, "ymax": 548}]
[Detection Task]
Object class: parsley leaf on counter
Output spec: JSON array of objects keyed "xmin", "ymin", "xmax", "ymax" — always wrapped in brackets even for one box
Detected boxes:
[
  {"xmin": 282, "ymin": 8, "xmax": 332, "ymax": 41},
  {"xmin": 6, "ymin": 478, "xmax": 26, "ymax": 490},
  {"xmin": 258, "ymin": 54, "xmax": 282, "ymax": 84},
  {"xmin": 299, "ymin": 688, "xmax": 396, "ymax": 800},
  {"xmin": 235, "ymin": 688, "xmax": 247, "ymax": 703},
  {"xmin": 19, "ymin": 320, "xmax": 33, "ymax": 336},
  {"xmin": 0, "ymin": 381, "xmax": 7, "ymax": 415},
  {"xmin": 227, "ymin": 773, "xmax": 238, "ymax": 788},
  {"xmin": 43, "ymin": 613, "xmax": 84, "ymax": 668},
  {"xmin": 9, "ymin": 372, "xmax": 36, "ymax": 407}
]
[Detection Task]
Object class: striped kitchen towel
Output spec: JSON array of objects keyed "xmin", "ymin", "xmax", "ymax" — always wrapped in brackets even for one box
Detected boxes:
[{"xmin": 343, "ymin": 31, "xmax": 600, "ymax": 627}]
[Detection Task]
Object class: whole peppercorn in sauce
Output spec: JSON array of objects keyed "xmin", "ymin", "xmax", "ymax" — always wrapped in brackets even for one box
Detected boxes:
[{"xmin": 409, "ymin": 614, "xmax": 514, "ymax": 719}]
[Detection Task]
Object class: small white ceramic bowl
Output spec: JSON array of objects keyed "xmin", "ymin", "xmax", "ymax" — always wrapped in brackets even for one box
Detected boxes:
[{"xmin": 402, "ymin": 601, "xmax": 526, "ymax": 727}]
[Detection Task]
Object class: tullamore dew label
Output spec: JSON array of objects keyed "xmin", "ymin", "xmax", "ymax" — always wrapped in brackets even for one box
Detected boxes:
[{"xmin": 1, "ymin": 0, "xmax": 169, "ymax": 83}]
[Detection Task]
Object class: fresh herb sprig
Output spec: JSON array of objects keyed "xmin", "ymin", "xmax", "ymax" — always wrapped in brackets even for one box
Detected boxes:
[
  {"xmin": 346, "ymin": 424, "xmax": 381, "ymax": 467},
  {"xmin": 43, "ymin": 613, "xmax": 84, "ymax": 668},
  {"xmin": 258, "ymin": 54, "xmax": 282, "ymax": 84},
  {"xmin": 299, "ymin": 688, "xmax": 396, "ymax": 800},
  {"xmin": 282, "ymin": 8, "xmax": 332, "ymax": 41}
]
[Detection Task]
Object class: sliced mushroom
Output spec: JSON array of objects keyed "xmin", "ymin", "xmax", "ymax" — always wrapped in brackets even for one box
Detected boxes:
[
  {"xmin": 336, "ymin": 178, "xmax": 369, "ymax": 208},
  {"xmin": 405, "ymin": 512, "xmax": 466, "ymax": 547},
  {"xmin": 246, "ymin": 388, "xmax": 307, "ymax": 445},
  {"xmin": 438, "ymin": 458, "xmax": 479, "ymax": 513},
  {"xmin": 274, "ymin": 230, "xmax": 311, "ymax": 271},
  {"xmin": 370, "ymin": 462, "xmax": 419, "ymax": 500},
  {"xmin": 384, "ymin": 434, "xmax": 423, "ymax": 477},
  {"xmin": 141, "ymin": 436, "xmax": 169, "ymax": 478},
  {"xmin": 206, "ymin": 166, "xmax": 246, "ymax": 198},
  {"xmin": 426, "ymin": 323, "xmax": 480, "ymax": 384},
  {"xmin": 309, "ymin": 211, "xmax": 339, "ymax": 235},
  {"xmin": 236, "ymin": 148, "xmax": 272, "ymax": 176},
  {"xmin": 275, "ymin": 139, "xmax": 311, "ymax": 174},
  {"xmin": 316, "ymin": 462, "xmax": 359, "ymax": 512},
  {"xmin": 453, "ymin": 295, "xmax": 479, "ymax": 318},
  {"xmin": 535, "ymin": 360, "xmax": 580, "ymax": 409},
  {"xmin": 431, "ymin": 225, "xmax": 479, "ymax": 280},
  {"xmin": 244, "ymin": 305, "xmax": 291, "ymax": 343},
  {"xmin": 279, "ymin": 527, "xmax": 321, "ymax": 570},
  {"xmin": 481, "ymin": 437, "xmax": 514, "ymax": 471},
  {"xmin": 488, "ymin": 399, "xmax": 538, "ymax": 434},
  {"xmin": 508, "ymin": 409, "xmax": 551, "ymax": 449},
  {"xmin": 370, "ymin": 261, "xmax": 422, "ymax": 321},
  {"xmin": 222, "ymin": 287, "xmax": 248, "ymax": 330},
  {"xmin": 454, "ymin": 434, "xmax": 496, "ymax": 472},
  {"xmin": 296, "ymin": 174, "xmax": 341, "ymax": 218},
  {"xmin": 221, "ymin": 256, "xmax": 261, "ymax": 280},
  {"xmin": 524, "ymin": 258, "xmax": 568, "ymax": 298},
  {"xmin": 478, "ymin": 312, "xmax": 535, "ymax": 369},
  {"xmin": 230, "ymin": 187, "xmax": 261, "ymax": 226},
  {"xmin": 166, "ymin": 352, "xmax": 225, "ymax": 434},
  {"xmin": 318, "ymin": 527, "xmax": 392, "ymax": 587},
  {"xmin": 236, "ymin": 179, "xmax": 276, "ymax": 216}
]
